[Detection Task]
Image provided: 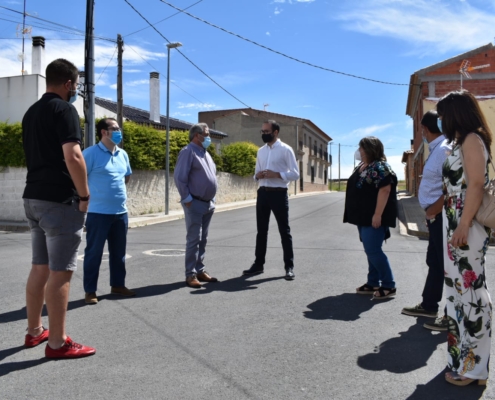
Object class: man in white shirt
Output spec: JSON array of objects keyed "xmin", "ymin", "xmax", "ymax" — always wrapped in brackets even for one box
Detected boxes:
[
  {"xmin": 243, "ymin": 120, "xmax": 300, "ymax": 280},
  {"xmin": 401, "ymin": 110, "xmax": 451, "ymax": 331}
]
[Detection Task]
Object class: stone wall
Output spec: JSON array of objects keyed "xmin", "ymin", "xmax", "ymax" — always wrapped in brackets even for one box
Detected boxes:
[{"xmin": 0, "ymin": 167, "xmax": 293, "ymax": 220}]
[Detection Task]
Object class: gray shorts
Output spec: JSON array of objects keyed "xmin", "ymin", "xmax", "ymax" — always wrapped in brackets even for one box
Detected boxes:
[{"xmin": 23, "ymin": 199, "xmax": 86, "ymax": 271}]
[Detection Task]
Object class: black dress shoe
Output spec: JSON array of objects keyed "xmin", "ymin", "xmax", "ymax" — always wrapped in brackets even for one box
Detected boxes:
[
  {"xmin": 285, "ymin": 268, "xmax": 295, "ymax": 280},
  {"xmin": 243, "ymin": 264, "xmax": 264, "ymax": 275}
]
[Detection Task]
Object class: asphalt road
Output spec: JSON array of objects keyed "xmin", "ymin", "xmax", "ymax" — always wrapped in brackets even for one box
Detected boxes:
[{"xmin": 1, "ymin": 192, "xmax": 495, "ymax": 400}]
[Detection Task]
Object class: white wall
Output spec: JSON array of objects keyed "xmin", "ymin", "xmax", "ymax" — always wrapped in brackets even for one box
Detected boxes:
[
  {"xmin": 0, "ymin": 168, "xmax": 289, "ymax": 221},
  {"xmin": 0, "ymin": 75, "xmax": 44, "ymax": 123}
]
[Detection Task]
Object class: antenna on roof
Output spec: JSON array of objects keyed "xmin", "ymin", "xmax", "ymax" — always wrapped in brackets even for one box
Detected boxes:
[
  {"xmin": 459, "ymin": 59, "xmax": 490, "ymax": 89},
  {"xmin": 263, "ymin": 103, "xmax": 269, "ymax": 111}
]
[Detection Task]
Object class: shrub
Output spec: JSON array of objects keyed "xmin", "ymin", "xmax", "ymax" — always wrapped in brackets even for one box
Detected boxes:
[
  {"xmin": 0, "ymin": 122, "xmax": 25, "ymax": 167},
  {"xmin": 221, "ymin": 141, "xmax": 259, "ymax": 177}
]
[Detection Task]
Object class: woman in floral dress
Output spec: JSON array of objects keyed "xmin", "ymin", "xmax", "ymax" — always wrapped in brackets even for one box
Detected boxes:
[
  {"xmin": 438, "ymin": 90, "xmax": 493, "ymax": 386},
  {"xmin": 344, "ymin": 136, "xmax": 398, "ymax": 300}
]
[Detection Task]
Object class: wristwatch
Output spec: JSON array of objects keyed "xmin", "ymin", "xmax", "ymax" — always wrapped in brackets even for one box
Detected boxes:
[{"xmin": 79, "ymin": 194, "xmax": 90, "ymax": 202}]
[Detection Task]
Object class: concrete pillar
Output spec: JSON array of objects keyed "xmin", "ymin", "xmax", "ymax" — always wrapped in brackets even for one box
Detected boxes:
[
  {"xmin": 31, "ymin": 36, "xmax": 45, "ymax": 75},
  {"xmin": 150, "ymin": 72, "xmax": 160, "ymax": 123}
]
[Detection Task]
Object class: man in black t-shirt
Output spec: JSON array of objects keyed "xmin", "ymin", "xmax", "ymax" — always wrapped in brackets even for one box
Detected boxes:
[{"xmin": 22, "ymin": 58, "xmax": 95, "ymax": 359}]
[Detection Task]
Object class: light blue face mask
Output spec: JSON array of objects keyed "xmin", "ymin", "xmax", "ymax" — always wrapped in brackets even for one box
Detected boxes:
[
  {"xmin": 202, "ymin": 136, "xmax": 211, "ymax": 149},
  {"xmin": 110, "ymin": 130, "xmax": 122, "ymax": 145},
  {"xmin": 68, "ymin": 90, "xmax": 78, "ymax": 104},
  {"xmin": 437, "ymin": 119, "xmax": 443, "ymax": 133}
]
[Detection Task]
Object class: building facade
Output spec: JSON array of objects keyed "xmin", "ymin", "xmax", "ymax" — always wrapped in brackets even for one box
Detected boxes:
[
  {"xmin": 405, "ymin": 43, "xmax": 495, "ymax": 196},
  {"xmin": 199, "ymin": 108, "xmax": 332, "ymax": 192}
]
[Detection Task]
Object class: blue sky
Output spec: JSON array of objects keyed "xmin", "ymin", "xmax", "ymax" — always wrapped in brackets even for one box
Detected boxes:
[{"xmin": 1, "ymin": 0, "xmax": 495, "ymax": 179}]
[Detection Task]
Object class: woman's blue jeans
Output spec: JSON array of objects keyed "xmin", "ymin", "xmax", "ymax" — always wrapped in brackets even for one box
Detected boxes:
[{"xmin": 357, "ymin": 225, "xmax": 395, "ymax": 289}]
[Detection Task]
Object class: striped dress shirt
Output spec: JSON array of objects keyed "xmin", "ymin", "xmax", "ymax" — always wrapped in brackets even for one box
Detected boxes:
[{"xmin": 418, "ymin": 135, "xmax": 452, "ymax": 210}]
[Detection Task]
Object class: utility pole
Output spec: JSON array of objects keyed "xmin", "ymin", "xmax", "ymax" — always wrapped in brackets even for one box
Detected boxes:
[
  {"xmin": 117, "ymin": 34, "xmax": 124, "ymax": 147},
  {"xmin": 21, "ymin": 0, "xmax": 26, "ymax": 75},
  {"xmin": 329, "ymin": 143, "xmax": 332, "ymax": 191},
  {"xmin": 338, "ymin": 143, "xmax": 341, "ymax": 191},
  {"xmin": 84, "ymin": 0, "xmax": 95, "ymax": 148}
]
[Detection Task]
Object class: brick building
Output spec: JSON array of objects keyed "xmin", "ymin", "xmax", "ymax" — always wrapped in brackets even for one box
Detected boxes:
[
  {"xmin": 405, "ymin": 43, "xmax": 495, "ymax": 196},
  {"xmin": 199, "ymin": 108, "xmax": 332, "ymax": 192}
]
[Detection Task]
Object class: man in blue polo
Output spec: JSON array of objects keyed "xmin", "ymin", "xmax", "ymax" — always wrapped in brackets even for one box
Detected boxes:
[{"xmin": 82, "ymin": 118, "xmax": 134, "ymax": 304}]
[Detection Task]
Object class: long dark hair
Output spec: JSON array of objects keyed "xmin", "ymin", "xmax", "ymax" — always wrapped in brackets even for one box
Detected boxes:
[
  {"xmin": 436, "ymin": 90, "xmax": 492, "ymax": 155},
  {"xmin": 359, "ymin": 136, "xmax": 386, "ymax": 163}
]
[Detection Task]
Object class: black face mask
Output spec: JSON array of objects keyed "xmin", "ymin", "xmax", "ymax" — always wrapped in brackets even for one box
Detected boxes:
[{"xmin": 262, "ymin": 133, "xmax": 274, "ymax": 143}]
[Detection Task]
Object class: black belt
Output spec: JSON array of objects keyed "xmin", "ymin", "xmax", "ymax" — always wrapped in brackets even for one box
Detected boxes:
[
  {"xmin": 259, "ymin": 186, "xmax": 287, "ymax": 192},
  {"xmin": 191, "ymin": 194, "xmax": 212, "ymax": 203}
]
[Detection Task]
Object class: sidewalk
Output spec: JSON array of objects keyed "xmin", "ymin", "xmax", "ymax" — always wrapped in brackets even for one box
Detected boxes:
[
  {"xmin": 0, "ymin": 191, "xmax": 429, "ymax": 235},
  {"xmin": 0, "ymin": 190, "xmax": 331, "ymax": 232},
  {"xmin": 397, "ymin": 192, "xmax": 429, "ymax": 239}
]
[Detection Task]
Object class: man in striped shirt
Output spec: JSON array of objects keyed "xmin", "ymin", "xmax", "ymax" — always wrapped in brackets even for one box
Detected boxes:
[{"xmin": 401, "ymin": 110, "xmax": 451, "ymax": 331}]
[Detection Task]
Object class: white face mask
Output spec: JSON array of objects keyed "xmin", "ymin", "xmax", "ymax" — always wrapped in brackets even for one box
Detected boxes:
[{"xmin": 355, "ymin": 149, "xmax": 361, "ymax": 162}]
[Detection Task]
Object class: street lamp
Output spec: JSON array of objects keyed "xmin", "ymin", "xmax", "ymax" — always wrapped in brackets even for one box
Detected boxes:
[{"xmin": 165, "ymin": 42, "xmax": 182, "ymax": 215}]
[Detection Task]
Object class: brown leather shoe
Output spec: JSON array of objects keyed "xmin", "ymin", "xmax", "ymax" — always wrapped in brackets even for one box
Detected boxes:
[
  {"xmin": 85, "ymin": 292, "xmax": 98, "ymax": 304},
  {"xmin": 186, "ymin": 275, "xmax": 202, "ymax": 288},
  {"xmin": 110, "ymin": 286, "xmax": 136, "ymax": 297},
  {"xmin": 197, "ymin": 271, "xmax": 218, "ymax": 283}
]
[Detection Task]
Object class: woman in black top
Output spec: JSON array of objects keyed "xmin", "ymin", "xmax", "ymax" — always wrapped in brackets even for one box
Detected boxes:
[{"xmin": 343, "ymin": 136, "xmax": 398, "ymax": 299}]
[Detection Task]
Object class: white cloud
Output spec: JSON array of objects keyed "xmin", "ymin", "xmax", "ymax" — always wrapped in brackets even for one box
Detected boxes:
[
  {"xmin": 123, "ymin": 69, "xmax": 142, "ymax": 73},
  {"xmin": 346, "ymin": 123, "xmax": 394, "ymax": 139},
  {"xmin": 274, "ymin": 7, "xmax": 282, "ymax": 14},
  {"xmin": 296, "ymin": 0, "xmax": 315, "ymax": 2},
  {"xmin": 177, "ymin": 102, "xmax": 217, "ymax": 110},
  {"xmin": 0, "ymin": 39, "xmax": 165, "ymax": 78},
  {"xmin": 109, "ymin": 83, "xmax": 117, "ymax": 90},
  {"xmin": 125, "ymin": 79, "xmax": 148, "ymax": 87},
  {"xmin": 266, "ymin": 31, "xmax": 271, "ymax": 36},
  {"xmin": 172, "ymin": 112, "xmax": 192, "ymax": 117},
  {"xmin": 272, "ymin": 0, "xmax": 285, "ymax": 2},
  {"xmin": 337, "ymin": 0, "xmax": 495, "ymax": 55}
]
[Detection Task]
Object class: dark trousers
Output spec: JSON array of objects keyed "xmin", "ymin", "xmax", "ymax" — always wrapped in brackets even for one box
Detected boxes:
[
  {"xmin": 83, "ymin": 212, "xmax": 128, "ymax": 293},
  {"xmin": 254, "ymin": 188, "xmax": 294, "ymax": 269},
  {"xmin": 421, "ymin": 213, "xmax": 444, "ymax": 312}
]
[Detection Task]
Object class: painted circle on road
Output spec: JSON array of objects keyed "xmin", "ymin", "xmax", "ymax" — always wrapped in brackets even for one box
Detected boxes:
[
  {"xmin": 77, "ymin": 253, "xmax": 132, "ymax": 261},
  {"xmin": 143, "ymin": 249, "xmax": 185, "ymax": 257}
]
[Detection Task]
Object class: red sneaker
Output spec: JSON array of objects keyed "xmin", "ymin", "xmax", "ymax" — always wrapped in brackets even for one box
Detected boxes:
[
  {"xmin": 45, "ymin": 337, "xmax": 96, "ymax": 359},
  {"xmin": 25, "ymin": 327, "xmax": 49, "ymax": 348}
]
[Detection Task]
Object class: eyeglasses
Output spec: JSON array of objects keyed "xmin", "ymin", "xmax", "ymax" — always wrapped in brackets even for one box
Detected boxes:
[
  {"xmin": 198, "ymin": 131, "xmax": 210, "ymax": 137},
  {"xmin": 260, "ymin": 130, "xmax": 272, "ymax": 134},
  {"xmin": 107, "ymin": 127, "xmax": 120, "ymax": 131}
]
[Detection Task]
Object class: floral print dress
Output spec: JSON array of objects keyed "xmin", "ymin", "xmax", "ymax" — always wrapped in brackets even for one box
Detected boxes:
[{"xmin": 442, "ymin": 138, "xmax": 492, "ymax": 380}]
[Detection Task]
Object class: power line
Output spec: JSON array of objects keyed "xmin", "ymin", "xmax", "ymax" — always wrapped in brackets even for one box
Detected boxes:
[
  {"xmin": 159, "ymin": 0, "xmax": 410, "ymax": 87},
  {"xmin": 0, "ymin": 6, "xmax": 115, "ymax": 42},
  {"xmin": 96, "ymin": 45, "xmax": 118, "ymax": 85},
  {"xmin": 126, "ymin": 43, "xmax": 208, "ymax": 105},
  {"xmin": 0, "ymin": 5, "xmax": 85, "ymax": 33},
  {"xmin": 124, "ymin": 0, "xmax": 203, "ymax": 37},
  {"xmin": 0, "ymin": 16, "xmax": 115, "ymax": 42},
  {"xmin": 124, "ymin": 0, "xmax": 251, "ymax": 108}
]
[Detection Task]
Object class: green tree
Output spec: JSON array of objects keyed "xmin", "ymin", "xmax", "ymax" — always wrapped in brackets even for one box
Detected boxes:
[
  {"xmin": 221, "ymin": 141, "xmax": 259, "ymax": 177},
  {"xmin": 0, "ymin": 122, "xmax": 25, "ymax": 167}
]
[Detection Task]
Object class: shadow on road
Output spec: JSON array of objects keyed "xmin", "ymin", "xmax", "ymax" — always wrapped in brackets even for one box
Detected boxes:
[
  {"xmin": 190, "ymin": 275, "xmax": 285, "ymax": 294},
  {"xmin": 303, "ymin": 293, "xmax": 390, "ymax": 321},
  {"xmin": 357, "ymin": 321, "xmax": 445, "ymax": 373},
  {"xmin": 405, "ymin": 367, "xmax": 486, "ymax": 399},
  {"xmin": 0, "ymin": 345, "xmax": 49, "ymax": 377},
  {"xmin": 0, "ymin": 282, "xmax": 185, "ymax": 324}
]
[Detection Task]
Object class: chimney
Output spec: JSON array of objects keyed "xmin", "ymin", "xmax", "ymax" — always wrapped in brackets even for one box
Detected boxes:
[
  {"xmin": 149, "ymin": 72, "xmax": 160, "ymax": 123},
  {"xmin": 31, "ymin": 36, "xmax": 45, "ymax": 75}
]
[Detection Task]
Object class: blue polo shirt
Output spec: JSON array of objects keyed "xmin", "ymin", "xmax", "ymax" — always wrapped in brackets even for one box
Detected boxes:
[{"xmin": 83, "ymin": 142, "xmax": 132, "ymax": 214}]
